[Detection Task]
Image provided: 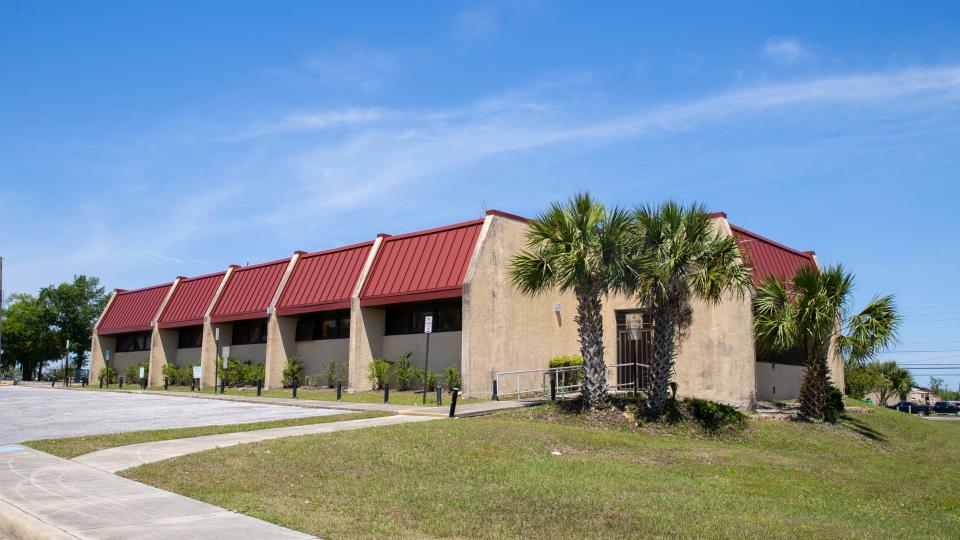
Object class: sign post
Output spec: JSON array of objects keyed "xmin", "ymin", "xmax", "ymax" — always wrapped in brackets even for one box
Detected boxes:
[
  {"xmin": 139, "ymin": 366, "xmax": 145, "ymax": 389},
  {"xmin": 104, "ymin": 349, "xmax": 111, "ymax": 387},
  {"xmin": 422, "ymin": 315, "xmax": 433, "ymax": 405},
  {"xmin": 62, "ymin": 339, "xmax": 70, "ymax": 387},
  {"xmin": 625, "ymin": 313, "xmax": 642, "ymax": 395},
  {"xmin": 214, "ymin": 327, "xmax": 221, "ymax": 392}
]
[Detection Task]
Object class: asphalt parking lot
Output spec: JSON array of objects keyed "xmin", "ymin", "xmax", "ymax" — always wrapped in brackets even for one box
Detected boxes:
[{"xmin": 0, "ymin": 386, "xmax": 339, "ymax": 445}]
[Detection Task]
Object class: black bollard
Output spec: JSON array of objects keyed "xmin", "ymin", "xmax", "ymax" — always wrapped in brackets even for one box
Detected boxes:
[
  {"xmin": 492, "ymin": 379, "xmax": 499, "ymax": 401},
  {"xmin": 164, "ymin": 377, "xmax": 169, "ymax": 390},
  {"xmin": 437, "ymin": 386, "xmax": 442, "ymax": 406},
  {"xmin": 220, "ymin": 377, "xmax": 226, "ymax": 394},
  {"xmin": 256, "ymin": 379, "xmax": 262, "ymax": 396},
  {"xmin": 550, "ymin": 376, "xmax": 556, "ymax": 401},
  {"xmin": 383, "ymin": 383, "xmax": 390, "ymax": 404},
  {"xmin": 119, "ymin": 377, "xmax": 123, "ymax": 389},
  {"xmin": 292, "ymin": 379, "xmax": 298, "ymax": 399},
  {"xmin": 191, "ymin": 378, "xmax": 196, "ymax": 392},
  {"xmin": 51, "ymin": 378, "xmax": 56, "ymax": 388},
  {"xmin": 336, "ymin": 381, "xmax": 342, "ymax": 401},
  {"xmin": 449, "ymin": 388, "xmax": 459, "ymax": 418},
  {"xmin": 99, "ymin": 376, "xmax": 104, "ymax": 389}
]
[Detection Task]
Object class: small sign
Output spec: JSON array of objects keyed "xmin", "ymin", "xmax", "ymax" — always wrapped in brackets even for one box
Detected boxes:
[
  {"xmin": 192, "ymin": 365, "xmax": 202, "ymax": 379},
  {"xmin": 424, "ymin": 315, "xmax": 433, "ymax": 334},
  {"xmin": 626, "ymin": 313, "xmax": 642, "ymax": 341},
  {"xmin": 215, "ymin": 328, "xmax": 220, "ymax": 341},
  {"xmin": 104, "ymin": 350, "xmax": 111, "ymax": 361},
  {"xmin": 222, "ymin": 346, "xmax": 231, "ymax": 361},
  {"xmin": 139, "ymin": 366, "xmax": 145, "ymax": 378}
]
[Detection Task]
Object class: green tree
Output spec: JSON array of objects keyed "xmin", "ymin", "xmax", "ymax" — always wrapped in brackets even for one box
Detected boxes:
[
  {"xmin": 754, "ymin": 265, "xmax": 900, "ymax": 420},
  {"xmin": 630, "ymin": 202, "xmax": 751, "ymax": 418},
  {"xmin": 929, "ymin": 376, "xmax": 946, "ymax": 397},
  {"xmin": 39, "ymin": 275, "xmax": 108, "ymax": 381},
  {"xmin": 871, "ymin": 361, "xmax": 914, "ymax": 405},
  {"xmin": 0, "ymin": 293, "xmax": 61, "ymax": 380},
  {"xmin": 844, "ymin": 363, "xmax": 880, "ymax": 400},
  {"xmin": 510, "ymin": 193, "xmax": 636, "ymax": 408}
]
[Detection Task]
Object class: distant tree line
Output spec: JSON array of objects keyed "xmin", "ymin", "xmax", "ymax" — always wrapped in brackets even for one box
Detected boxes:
[{"xmin": 0, "ymin": 275, "xmax": 107, "ymax": 381}]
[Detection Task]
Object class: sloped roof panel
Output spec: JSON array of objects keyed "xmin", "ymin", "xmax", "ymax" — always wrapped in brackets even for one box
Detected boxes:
[
  {"xmin": 730, "ymin": 224, "xmax": 816, "ymax": 285},
  {"xmin": 276, "ymin": 242, "xmax": 373, "ymax": 316},
  {"xmin": 97, "ymin": 283, "xmax": 172, "ymax": 335},
  {"xmin": 210, "ymin": 258, "xmax": 289, "ymax": 323},
  {"xmin": 157, "ymin": 271, "xmax": 225, "ymax": 329},
  {"xmin": 360, "ymin": 218, "xmax": 484, "ymax": 306}
]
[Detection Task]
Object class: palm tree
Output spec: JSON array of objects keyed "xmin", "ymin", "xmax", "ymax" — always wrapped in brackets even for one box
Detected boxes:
[
  {"xmin": 754, "ymin": 265, "xmax": 899, "ymax": 419},
  {"xmin": 630, "ymin": 202, "xmax": 752, "ymax": 418},
  {"xmin": 870, "ymin": 361, "xmax": 914, "ymax": 405},
  {"xmin": 510, "ymin": 193, "xmax": 636, "ymax": 408}
]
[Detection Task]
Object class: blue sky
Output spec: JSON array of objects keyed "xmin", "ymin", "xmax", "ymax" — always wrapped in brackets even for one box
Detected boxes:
[{"xmin": 2, "ymin": 1, "xmax": 960, "ymax": 387}]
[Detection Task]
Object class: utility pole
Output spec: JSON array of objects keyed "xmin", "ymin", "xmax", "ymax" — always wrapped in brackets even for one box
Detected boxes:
[{"xmin": 0, "ymin": 256, "xmax": 4, "ymax": 363}]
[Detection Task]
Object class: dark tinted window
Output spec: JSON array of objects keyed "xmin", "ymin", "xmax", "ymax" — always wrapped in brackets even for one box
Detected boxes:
[
  {"xmin": 232, "ymin": 320, "xmax": 267, "ymax": 345},
  {"xmin": 117, "ymin": 332, "xmax": 151, "ymax": 352},
  {"xmin": 177, "ymin": 326, "xmax": 203, "ymax": 349},
  {"xmin": 385, "ymin": 300, "xmax": 462, "ymax": 335},
  {"xmin": 295, "ymin": 310, "xmax": 350, "ymax": 341}
]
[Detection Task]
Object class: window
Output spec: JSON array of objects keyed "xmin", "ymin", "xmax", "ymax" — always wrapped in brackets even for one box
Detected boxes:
[
  {"xmin": 385, "ymin": 300, "xmax": 462, "ymax": 335},
  {"xmin": 295, "ymin": 310, "xmax": 350, "ymax": 341},
  {"xmin": 232, "ymin": 320, "xmax": 268, "ymax": 345},
  {"xmin": 177, "ymin": 326, "xmax": 203, "ymax": 349},
  {"xmin": 117, "ymin": 332, "xmax": 151, "ymax": 352}
]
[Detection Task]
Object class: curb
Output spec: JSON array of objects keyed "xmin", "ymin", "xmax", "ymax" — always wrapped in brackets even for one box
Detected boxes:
[{"xmin": 0, "ymin": 498, "xmax": 78, "ymax": 540}]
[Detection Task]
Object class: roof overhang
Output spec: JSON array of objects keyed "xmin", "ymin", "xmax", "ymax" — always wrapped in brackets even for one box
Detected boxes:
[{"xmin": 359, "ymin": 287, "xmax": 463, "ymax": 307}]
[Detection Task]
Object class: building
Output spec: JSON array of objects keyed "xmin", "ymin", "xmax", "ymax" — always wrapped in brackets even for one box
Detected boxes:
[{"xmin": 88, "ymin": 209, "xmax": 839, "ymax": 407}]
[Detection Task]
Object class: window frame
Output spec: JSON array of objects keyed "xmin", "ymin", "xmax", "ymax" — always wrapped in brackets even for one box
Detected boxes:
[
  {"xmin": 232, "ymin": 319, "xmax": 268, "ymax": 346},
  {"xmin": 294, "ymin": 310, "xmax": 351, "ymax": 342},
  {"xmin": 384, "ymin": 300, "xmax": 462, "ymax": 336}
]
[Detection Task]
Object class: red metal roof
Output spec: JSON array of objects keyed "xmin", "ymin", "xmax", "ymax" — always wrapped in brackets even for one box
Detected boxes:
[
  {"xmin": 276, "ymin": 242, "xmax": 373, "ymax": 316},
  {"xmin": 157, "ymin": 271, "xmax": 226, "ymax": 329},
  {"xmin": 210, "ymin": 258, "xmax": 290, "ymax": 323},
  {"xmin": 97, "ymin": 283, "xmax": 172, "ymax": 335},
  {"xmin": 360, "ymin": 218, "xmax": 484, "ymax": 306},
  {"xmin": 730, "ymin": 224, "xmax": 816, "ymax": 285}
]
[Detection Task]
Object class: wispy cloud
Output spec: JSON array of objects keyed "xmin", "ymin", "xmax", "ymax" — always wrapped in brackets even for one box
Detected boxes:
[
  {"xmin": 763, "ymin": 37, "xmax": 813, "ymax": 63},
  {"xmin": 297, "ymin": 45, "xmax": 399, "ymax": 90},
  {"xmin": 454, "ymin": 5, "xmax": 501, "ymax": 39}
]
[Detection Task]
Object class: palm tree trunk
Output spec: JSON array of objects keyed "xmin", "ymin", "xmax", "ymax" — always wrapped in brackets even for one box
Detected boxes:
[
  {"xmin": 575, "ymin": 285, "xmax": 607, "ymax": 408},
  {"xmin": 799, "ymin": 338, "xmax": 830, "ymax": 419},
  {"xmin": 647, "ymin": 307, "xmax": 677, "ymax": 418}
]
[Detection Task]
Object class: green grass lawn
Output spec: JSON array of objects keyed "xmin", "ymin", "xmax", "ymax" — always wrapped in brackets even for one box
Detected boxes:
[
  {"xmin": 23, "ymin": 412, "xmax": 388, "ymax": 459},
  {"xmin": 82, "ymin": 383, "xmax": 482, "ymax": 406},
  {"xmin": 121, "ymin": 404, "xmax": 960, "ymax": 538}
]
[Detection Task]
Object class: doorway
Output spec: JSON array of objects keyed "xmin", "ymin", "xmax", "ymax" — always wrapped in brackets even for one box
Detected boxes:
[{"xmin": 615, "ymin": 310, "xmax": 653, "ymax": 392}]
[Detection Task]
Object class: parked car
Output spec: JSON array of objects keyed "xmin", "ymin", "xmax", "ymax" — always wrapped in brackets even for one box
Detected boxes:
[
  {"xmin": 890, "ymin": 401, "xmax": 930, "ymax": 415},
  {"xmin": 932, "ymin": 401, "xmax": 960, "ymax": 415}
]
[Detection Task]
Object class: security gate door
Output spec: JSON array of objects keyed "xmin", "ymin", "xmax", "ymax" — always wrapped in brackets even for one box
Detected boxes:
[{"xmin": 615, "ymin": 310, "xmax": 652, "ymax": 392}]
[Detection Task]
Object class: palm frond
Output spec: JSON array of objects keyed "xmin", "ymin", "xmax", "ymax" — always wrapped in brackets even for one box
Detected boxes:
[{"xmin": 840, "ymin": 294, "xmax": 900, "ymax": 365}]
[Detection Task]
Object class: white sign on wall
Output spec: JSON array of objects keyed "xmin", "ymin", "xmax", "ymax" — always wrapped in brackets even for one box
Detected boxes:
[
  {"xmin": 222, "ymin": 346, "xmax": 231, "ymax": 365},
  {"xmin": 192, "ymin": 366, "xmax": 202, "ymax": 379},
  {"xmin": 626, "ymin": 313, "xmax": 642, "ymax": 341},
  {"xmin": 424, "ymin": 315, "xmax": 433, "ymax": 334}
]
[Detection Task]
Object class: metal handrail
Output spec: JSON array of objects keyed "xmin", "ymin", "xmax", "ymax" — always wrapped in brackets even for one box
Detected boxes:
[{"xmin": 494, "ymin": 362, "xmax": 650, "ymax": 400}]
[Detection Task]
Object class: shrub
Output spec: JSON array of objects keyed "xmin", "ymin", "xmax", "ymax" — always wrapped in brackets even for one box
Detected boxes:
[
  {"xmin": 282, "ymin": 356, "xmax": 303, "ymax": 386},
  {"xmin": 324, "ymin": 360, "xmax": 340, "ymax": 387},
  {"xmin": 395, "ymin": 353, "xmax": 417, "ymax": 391},
  {"xmin": 824, "ymin": 386, "xmax": 846, "ymax": 424},
  {"xmin": 123, "ymin": 362, "xmax": 149, "ymax": 384},
  {"xmin": 100, "ymin": 366, "xmax": 117, "ymax": 384},
  {"xmin": 444, "ymin": 366, "xmax": 461, "ymax": 390},
  {"xmin": 424, "ymin": 370, "xmax": 439, "ymax": 392},
  {"xmin": 843, "ymin": 365, "xmax": 878, "ymax": 400},
  {"xmin": 548, "ymin": 355, "xmax": 583, "ymax": 385},
  {"xmin": 684, "ymin": 398, "xmax": 748, "ymax": 432},
  {"xmin": 368, "ymin": 358, "xmax": 391, "ymax": 390},
  {"xmin": 242, "ymin": 362, "xmax": 265, "ymax": 385},
  {"xmin": 161, "ymin": 363, "xmax": 180, "ymax": 384}
]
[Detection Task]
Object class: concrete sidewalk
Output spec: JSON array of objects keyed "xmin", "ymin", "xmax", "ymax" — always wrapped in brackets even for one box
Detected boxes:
[
  {"xmin": 56, "ymin": 386, "xmax": 546, "ymax": 418},
  {"xmin": 74, "ymin": 414, "xmax": 438, "ymax": 473},
  {"xmin": 0, "ymin": 445, "xmax": 315, "ymax": 539}
]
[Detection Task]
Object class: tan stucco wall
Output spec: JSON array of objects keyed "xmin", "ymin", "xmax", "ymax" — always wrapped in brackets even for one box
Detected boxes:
[
  {"xmin": 175, "ymin": 346, "xmax": 201, "ymax": 366},
  {"xmin": 148, "ymin": 328, "xmax": 177, "ymax": 386},
  {"xmin": 296, "ymin": 338, "xmax": 349, "ymax": 380},
  {"xmin": 113, "ymin": 350, "xmax": 150, "ymax": 374},
  {"xmin": 383, "ymin": 331, "xmax": 461, "ymax": 377},
  {"xmin": 755, "ymin": 361, "xmax": 804, "ymax": 401},
  {"xmin": 349, "ymin": 304, "xmax": 385, "ymax": 391},
  {"xmin": 264, "ymin": 314, "xmax": 296, "ymax": 388},
  {"xmin": 229, "ymin": 343, "xmax": 266, "ymax": 364},
  {"xmin": 200, "ymin": 322, "xmax": 231, "ymax": 388},
  {"xmin": 88, "ymin": 333, "xmax": 115, "ymax": 383}
]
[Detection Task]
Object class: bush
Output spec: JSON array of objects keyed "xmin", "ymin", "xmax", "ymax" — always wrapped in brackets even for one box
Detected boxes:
[
  {"xmin": 684, "ymin": 398, "xmax": 748, "ymax": 432},
  {"xmin": 123, "ymin": 362, "xmax": 149, "ymax": 384},
  {"xmin": 100, "ymin": 366, "xmax": 117, "ymax": 384},
  {"xmin": 324, "ymin": 360, "xmax": 341, "ymax": 387},
  {"xmin": 368, "ymin": 359, "xmax": 391, "ymax": 390},
  {"xmin": 824, "ymin": 386, "xmax": 846, "ymax": 424},
  {"xmin": 444, "ymin": 366, "xmax": 461, "ymax": 390},
  {"xmin": 282, "ymin": 356, "xmax": 303, "ymax": 386},
  {"xmin": 549, "ymin": 355, "xmax": 583, "ymax": 385},
  {"xmin": 395, "ymin": 353, "xmax": 417, "ymax": 391},
  {"xmin": 161, "ymin": 363, "xmax": 180, "ymax": 384},
  {"xmin": 844, "ymin": 365, "xmax": 878, "ymax": 400},
  {"xmin": 424, "ymin": 370, "xmax": 439, "ymax": 392}
]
